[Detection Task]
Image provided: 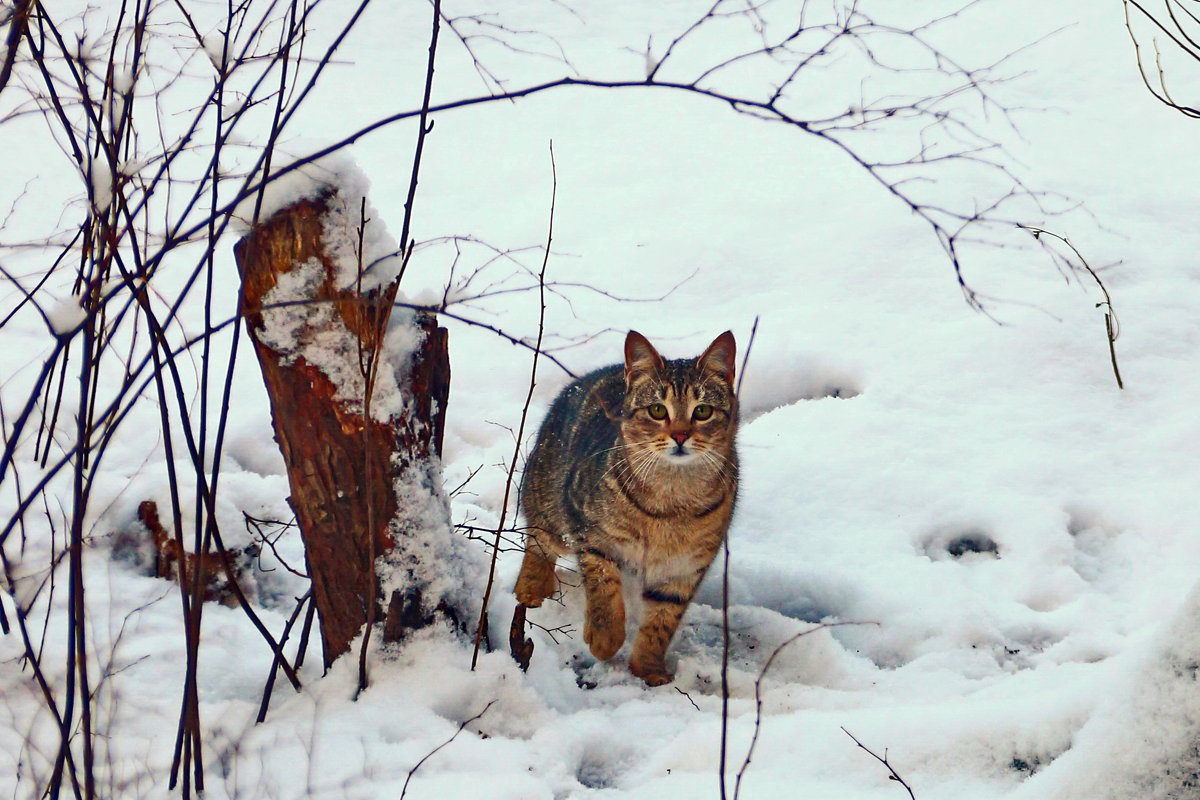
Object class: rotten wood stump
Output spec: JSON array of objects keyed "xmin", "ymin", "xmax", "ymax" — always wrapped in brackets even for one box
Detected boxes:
[
  {"xmin": 131, "ymin": 500, "xmax": 241, "ymax": 606},
  {"xmin": 234, "ymin": 194, "xmax": 450, "ymax": 669}
]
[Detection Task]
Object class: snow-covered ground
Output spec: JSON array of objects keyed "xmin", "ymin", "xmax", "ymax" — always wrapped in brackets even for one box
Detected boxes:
[{"xmin": 3, "ymin": 1, "xmax": 1200, "ymax": 798}]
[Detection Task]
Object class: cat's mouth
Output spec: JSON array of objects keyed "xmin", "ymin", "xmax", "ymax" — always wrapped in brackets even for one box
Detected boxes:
[{"xmin": 664, "ymin": 442, "xmax": 699, "ymax": 463}]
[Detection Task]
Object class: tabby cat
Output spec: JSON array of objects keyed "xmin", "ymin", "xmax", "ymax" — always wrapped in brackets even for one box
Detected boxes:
[{"xmin": 516, "ymin": 330, "xmax": 739, "ymax": 685}]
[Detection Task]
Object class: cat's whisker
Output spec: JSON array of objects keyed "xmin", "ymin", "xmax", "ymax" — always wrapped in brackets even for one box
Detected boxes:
[
  {"xmin": 613, "ymin": 449, "xmax": 660, "ymax": 486},
  {"xmin": 596, "ymin": 442, "xmax": 638, "ymax": 457},
  {"xmin": 712, "ymin": 450, "xmax": 738, "ymax": 482},
  {"xmin": 699, "ymin": 449, "xmax": 736, "ymax": 490},
  {"xmin": 601, "ymin": 441, "xmax": 655, "ymax": 481},
  {"xmin": 631, "ymin": 448, "xmax": 660, "ymax": 483}
]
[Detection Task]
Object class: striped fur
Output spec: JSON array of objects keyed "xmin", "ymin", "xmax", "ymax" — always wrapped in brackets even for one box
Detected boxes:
[{"xmin": 517, "ymin": 331, "xmax": 739, "ymax": 685}]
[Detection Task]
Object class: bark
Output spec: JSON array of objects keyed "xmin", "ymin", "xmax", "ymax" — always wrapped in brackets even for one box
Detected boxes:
[
  {"xmin": 135, "ymin": 500, "xmax": 239, "ymax": 607},
  {"xmin": 234, "ymin": 195, "xmax": 450, "ymax": 669}
]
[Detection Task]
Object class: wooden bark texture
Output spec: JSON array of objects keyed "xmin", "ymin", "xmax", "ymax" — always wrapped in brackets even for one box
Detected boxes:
[{"xmin": 233, "ymin": 195, "xmax": 449, "ymax": 668}]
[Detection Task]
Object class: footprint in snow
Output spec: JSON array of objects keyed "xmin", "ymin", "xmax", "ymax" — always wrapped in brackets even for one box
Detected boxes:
[{"xmin": 921, "ymin": 525, "xmax": 1001, "ymax": 561}]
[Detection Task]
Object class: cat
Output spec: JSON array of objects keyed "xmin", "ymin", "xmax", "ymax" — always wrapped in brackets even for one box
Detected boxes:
[{"xmin": 516, "ymin": 330, "xmax": 739, "ymax": 685}]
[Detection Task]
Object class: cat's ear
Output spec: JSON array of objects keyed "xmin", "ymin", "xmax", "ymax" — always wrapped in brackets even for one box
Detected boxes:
[
  {"xmin": 697, "ymin": 330, "xmax": 737, "ymax": 386},
  {"xmin": 625, "ymin": 330, "xmax": 665, "ymax": 384}
]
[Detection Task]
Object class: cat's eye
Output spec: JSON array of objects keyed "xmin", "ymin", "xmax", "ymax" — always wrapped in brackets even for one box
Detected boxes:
[
  {"xmin": 647, "ymin": 403, "xmax": 668, "ymax": 420},
  {"xmin": 692, "ymin": 404, "xmax": 714, "ymax": 421}
]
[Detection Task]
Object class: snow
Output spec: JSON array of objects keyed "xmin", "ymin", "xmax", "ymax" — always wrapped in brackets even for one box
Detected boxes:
[
  {"xmin": 234, "ymin": 150, "xmax": 406, "ymax": 290},
  {"xmin": 202, "ymin": 32, "xmax": 227, "ymax": 72},
  {"xmin": 380, "ymin": 453, "xmax": 485, "ymax": 617},
  {"xmin": 4, "ymin": 0, "xmax": 1200, "ymax": 798},
  {"xmin": 111, "ymin": 68, "xmax": 134, "ymax": 95},
  {"xmin": 255, "ymin": 252, "xmax": 416, "ymax": 424},
  {"xmin": 86, "ymin": 155, "xmax": 113, "ymax": 214},
  {"xmin": 45, "ymin": 293, "xmax": 88, "ymax": 335}
]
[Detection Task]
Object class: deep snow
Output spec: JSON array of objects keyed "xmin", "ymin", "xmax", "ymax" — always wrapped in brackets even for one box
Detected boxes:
[{"xmin": 3, "ymin": 1, "xmax": 1200, "ymax": 798}]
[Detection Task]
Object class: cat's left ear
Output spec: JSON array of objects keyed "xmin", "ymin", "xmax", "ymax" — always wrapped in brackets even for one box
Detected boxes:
[{"xmin": 697, "ymin": 331, "xmax": 737, "ymax": 386}]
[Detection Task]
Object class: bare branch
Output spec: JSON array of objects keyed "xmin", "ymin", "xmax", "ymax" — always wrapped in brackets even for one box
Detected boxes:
[
  {"xmin": 472, "ymin": 141, "xmax": 556, "ymax": 670},
  {"xmin": 842, "ymin": 726, "xmax": 918, "ymax": 799},
  {"xmin": 399, "ymin": 700, "xmax": 495, "ymax": 800},
  {"xmin": 1020, "ymin": 226, "xmax": 1124, "ymax": 389}
]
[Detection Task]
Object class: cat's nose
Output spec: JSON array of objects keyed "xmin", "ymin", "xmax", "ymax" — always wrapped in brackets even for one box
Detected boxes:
[{"xmin": 670, "ymin": 432, "xmax": 689, "ymax": 445}]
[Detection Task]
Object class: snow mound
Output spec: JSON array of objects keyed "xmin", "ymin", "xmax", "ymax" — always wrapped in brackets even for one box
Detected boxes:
[{"xmin": 233, "ymin": 149, "xmax": 403, "ymax": 291}]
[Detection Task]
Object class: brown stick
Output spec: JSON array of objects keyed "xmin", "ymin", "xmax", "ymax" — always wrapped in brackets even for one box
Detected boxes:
[
  {"xmin": 137, "ymin": 500, "xmax": 237, "ymax": 605},
  {"xmin": 237, "ymin": 195, "xmax": 392, "ymax": 668},
  {"xmin": 508, "ymin": 603, "xmax": 534, "ymax": 671}
]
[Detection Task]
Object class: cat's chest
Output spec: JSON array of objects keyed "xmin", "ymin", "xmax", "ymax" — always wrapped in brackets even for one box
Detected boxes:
[{"xmin": 599, "ymin": 497, "xmax": 732, "ymax": 574}]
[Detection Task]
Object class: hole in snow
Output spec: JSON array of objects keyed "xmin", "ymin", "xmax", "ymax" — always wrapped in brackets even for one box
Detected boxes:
[
  {"xmin": 575, "ymin": 741, "xmax": 635, "ymax": 790},
  {"xmin": 576, "ymin": 755, "xmax": 614, "ymax": 789},
  {"xmin": 1064, "ymin": 506, "xmax": 1121, "ymax": 586},
  {"xmin": 946, "ymin": 533, "xmax": 999, "ymax": 558},
  {"xmin": 1010, "ymin": 754, "xmax": 1050, "ymax": 776},
  {"xmin": 922, "ymin": 526, "xmax": 1000, "ymax": 561},
  {"xmin": 1066, "ymin": 505, "xmax": 1108, "ymax": 537}
]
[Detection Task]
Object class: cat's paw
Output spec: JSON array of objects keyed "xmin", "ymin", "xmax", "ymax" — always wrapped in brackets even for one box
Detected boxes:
[
  {"xmin": 629, "ymin": 659, "xmax": 672, "ymax": 687},
  {"xmin": 584, "ymin": 619, "xmax": 625, "ymax": 661},
  {"xmin": 514, "ymin": 569, "xmax": 557, "ymax": 608}
]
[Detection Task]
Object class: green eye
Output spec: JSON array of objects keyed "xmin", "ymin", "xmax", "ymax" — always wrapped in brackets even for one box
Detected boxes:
[
  {"xmin": 692, "ymin": 404, "xmax": 714, "ymax": 421},
  {"xmin": 647, "ymin": 403, "xmax": 668, "ymax": 420}
]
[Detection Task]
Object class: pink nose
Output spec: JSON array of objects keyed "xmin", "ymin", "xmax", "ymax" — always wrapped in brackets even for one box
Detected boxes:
[{"xmin": 670, "ymin": 432, "xmax": 689, "ymax": 445}]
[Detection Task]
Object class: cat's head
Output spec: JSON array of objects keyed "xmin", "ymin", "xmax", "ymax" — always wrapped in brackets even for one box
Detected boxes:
[{"xmin": 619, "ymin": 330, "xmax": 738, "ymax": 471}]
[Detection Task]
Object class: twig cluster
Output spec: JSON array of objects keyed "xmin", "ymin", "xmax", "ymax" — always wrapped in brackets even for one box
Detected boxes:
[
  {"xmin": 0, "ymin": 2, "xmax": 336, "ymax": 794},
  {"xmin": 1124, "ymin": 0, "xmax": 1200, "ymax": 117}
]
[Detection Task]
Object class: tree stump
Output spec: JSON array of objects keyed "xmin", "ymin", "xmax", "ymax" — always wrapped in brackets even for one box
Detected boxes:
[{"xmin": 234, "ymin": 194, "xmax": 451, "ymax": 669}]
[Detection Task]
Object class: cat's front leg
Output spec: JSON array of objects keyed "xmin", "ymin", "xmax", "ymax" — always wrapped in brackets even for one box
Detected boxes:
[
  {"xmin": 579, "ymin": 546, "xmax": 626, "ymax": 661},
  {"xmin": 629, "ymin": 573, "xmax": 704, "ymax": 686},
  {"xmin": 515, "ymin": 528, "xmax": 561, "ymax": 607}
]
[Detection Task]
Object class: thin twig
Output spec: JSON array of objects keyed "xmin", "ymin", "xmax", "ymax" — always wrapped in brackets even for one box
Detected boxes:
[
  {"xmin": 471, "ymin": 141, "xmax": 556, "ymax": 670},
  {"xmin": 356, "ymin": 196, "xmax": 380, "ymax": 699},
  {"xmin": 257, "ymin": 590, "xmax": 313, "ymax": 724},
  {"xmin": 395, "ymin": 0, "xmax": 442, "ymax": 289},
  {"xmin": 719, "ymin": 315, "xmax": 759, "ymax": 800},
  {"xmin": 0, "ymin": 0, "xmax": 30, "ymax": 97},
  {"xmin": 842, "ymin": 727, "xmax": 918, "ymax": 800},
  {"xmin": 1020, "ymin": 226, "xmax": 1124, "ymax": 389},
  {"xmin": 400, "ymin": 700, "xmax": 496, "ymax": 800},
  {"xmin": 676, "ymin": 687, "xmax": 701, "ymax": 711},
  {"xmin": 734, "ymin": 621, "xmax": 874, "ymax": 799}
]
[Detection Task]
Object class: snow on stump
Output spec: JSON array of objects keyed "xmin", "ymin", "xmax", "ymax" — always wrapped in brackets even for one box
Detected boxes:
[{"xmin": 234, "ymin": 176, "xmax": 453, "ymax": 670}]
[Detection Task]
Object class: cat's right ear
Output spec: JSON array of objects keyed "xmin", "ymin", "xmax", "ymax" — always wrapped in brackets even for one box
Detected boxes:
[{"xmin": 625, "ymin": 330, "xmax": 665, "ymax": 385}]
